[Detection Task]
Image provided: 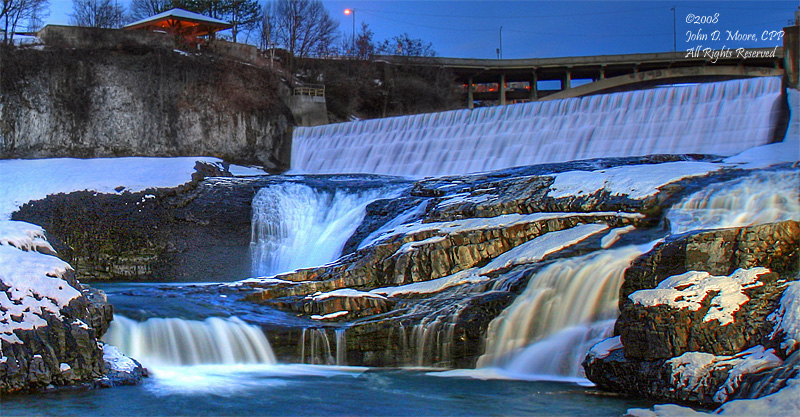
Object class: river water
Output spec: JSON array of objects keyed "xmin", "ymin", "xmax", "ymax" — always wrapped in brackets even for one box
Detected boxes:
[{"xmin": 2, "ymin": 365, "xmax": 658, "ymax": 416}]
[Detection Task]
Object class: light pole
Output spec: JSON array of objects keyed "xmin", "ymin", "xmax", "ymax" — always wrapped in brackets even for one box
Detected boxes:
[
  {"xmin": 499, "ymin": 26, "xmax": 503, "ymax": 59},
  {"xmin": 671, "ymin": 6, "xmax": 676, "ymax": 52},
  {"xmin": 345, "ymin": 8, "xmax": 355, "ymax": 57}
]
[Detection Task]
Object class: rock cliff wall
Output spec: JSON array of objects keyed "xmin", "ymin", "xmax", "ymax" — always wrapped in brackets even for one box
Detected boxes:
[{"xmin": 0, "ymin": 44, "xmax": 293, "ymax": 171}]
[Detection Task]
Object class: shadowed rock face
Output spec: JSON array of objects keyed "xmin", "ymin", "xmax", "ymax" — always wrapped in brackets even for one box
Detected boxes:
[
  {"xmin": 0, "ymin": 46, "xmax": 292, "ymax": 171},
  {"xmin": 0, "ymin": 269, "xmax": 121, "ymax": 393}
]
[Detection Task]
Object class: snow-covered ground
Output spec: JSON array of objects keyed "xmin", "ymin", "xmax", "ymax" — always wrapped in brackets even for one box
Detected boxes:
[{"xmin": 0, "ymin": 157, "xmax": 224, "ymax": 219}]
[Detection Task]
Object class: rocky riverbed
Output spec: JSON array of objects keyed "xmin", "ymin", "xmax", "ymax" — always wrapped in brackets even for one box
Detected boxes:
[{"xmin": 7, "ymin": 142, "xmax": 798, "ymax": 411}]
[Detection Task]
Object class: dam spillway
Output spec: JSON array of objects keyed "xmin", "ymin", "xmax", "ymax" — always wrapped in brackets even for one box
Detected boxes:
[{"xmin": 291, "ymin": 77, "xmax": 784, "ymax": 177}]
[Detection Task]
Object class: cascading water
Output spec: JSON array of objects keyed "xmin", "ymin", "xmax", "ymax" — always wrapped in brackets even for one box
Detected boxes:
[
  {"xmin": 476, "ymin": 245, "xmax": 647, "ymax": 375},
  {"xmin": 667, "ymin": 170, "xmax": 800, "ymax": 235},
  {"xmin": 250, "ymin": 183, "xmax": 397, "ymax": 277},
  {"xmin": 292, "ymin": 77, "xmax": 783, "ymax": 177},
  {"xmin": 104, "ymin": 315, "xmax": 277, "ymax": 367}
]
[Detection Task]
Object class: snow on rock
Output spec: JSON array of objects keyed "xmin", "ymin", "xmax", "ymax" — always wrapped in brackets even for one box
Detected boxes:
[
  {"xmin": 373, "ymin": 223, "xmax": 612, "ymax": 297},
  {"xmin": 768, "ymin": 281, "xmax": 800, "ymax": 355},
  {"xmin": 712, "ymin": 346, "xmax": 783, "ymax": 403},
  {"xmin": 310, "ymin": 289, "xmax": 387, "ymax": 301},
  {"xmin": 722, "ymin": 140, "xmax": 800, "ymax": 170},
  {"xmin": 0, "ymin": 157, "xmax": 221, "ymax": 219},
  {"xmin": 666, "ymin": 346, "xmax": 782, "ymax": 403},
  {"xmin": 713, "ymin": 376, "xmax": 800, "ymax": 415},
  {"xmin": 627, "ymin": 375, "xmax": 800, "ymax": 417},
  {"xmin": 102, "ymin": 344, "xmax": 139, "ymax": 374},
  {"xmin": 667, "ymin": 351, "xmax": 717, "ymax": 392},
  {"xmin": 629, "ymin": 267, "xmax": 771, "ymax": 325},
  {"xmin": 479, "ymin": 223, "xmax": 610, "ymax": 274},
  {"xmin": 311, "ymin": 311, "xmax": 349, "ymax": 320},
  {"xmin": 587, "ymin": 336, "xmax": 623, "ymax": 361},
  {"xmin": 548, "ymin": 161, "xmax": 721, "ymax": 200},
  {"xmin": 374, "ymin": 212, "xmax": 641, "ymax": 247},
  {"xmin": 0, "ymin": 220, "xmax": 55, "ymax": 254},
  {"xmin": 0, "ymin": 245, "xmax": 80, "ymax": 344},
  {"xmin": 371, "ymin": 268, "xmax": 487, "ymax": 297}
]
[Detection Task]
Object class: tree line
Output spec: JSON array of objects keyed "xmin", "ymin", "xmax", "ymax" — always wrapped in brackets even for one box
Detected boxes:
[{"xmin": 2, "ymin": 0, "xmax": 436, "ymax": 61}]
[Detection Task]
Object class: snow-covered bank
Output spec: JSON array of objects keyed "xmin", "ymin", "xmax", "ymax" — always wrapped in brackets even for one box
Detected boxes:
[
  {"xmin": 1, "ymin": 156, "xmax": 229, "ymax": 392},
  {"xmin": 0, "ymin": 157, "xmax": 223, "ymax": 219}
]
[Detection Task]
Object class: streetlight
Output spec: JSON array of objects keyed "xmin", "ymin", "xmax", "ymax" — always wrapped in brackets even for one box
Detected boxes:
[
  {"xmin": 671, "ymin": 6, "xmax": 676, "ymax": 52},
  {"xmin": 499, "ymin": 26, "xmax": 503, "ymax": 59},
  {"xmin": 345, "ymin": 8, "xmax": 355, "ymax": 57}
]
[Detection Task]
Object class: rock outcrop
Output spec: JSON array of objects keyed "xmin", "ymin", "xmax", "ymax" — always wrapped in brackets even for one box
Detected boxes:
[
  {"xmin": 0, "ymin": 222, "xmax": 143, "ymax": 393},
  {"xmin": 584, "ymin": 220, "xmax": 800, "ymax": 407}
]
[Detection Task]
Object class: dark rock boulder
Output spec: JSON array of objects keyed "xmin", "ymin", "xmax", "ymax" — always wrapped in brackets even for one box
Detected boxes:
[{"xmin": 617, "ymin": 221, "xmax": 799, "ymax": 361}]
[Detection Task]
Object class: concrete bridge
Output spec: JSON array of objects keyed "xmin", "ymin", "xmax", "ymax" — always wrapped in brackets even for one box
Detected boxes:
[{"xmin": 375, "ymin": 47, "xmax": 786, "ymax": 108}]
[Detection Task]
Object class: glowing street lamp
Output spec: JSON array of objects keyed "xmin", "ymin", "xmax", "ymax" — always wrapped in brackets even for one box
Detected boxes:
[{"xmin": 345, "ymin": 8, "xmax": 355, "ymax": 57}]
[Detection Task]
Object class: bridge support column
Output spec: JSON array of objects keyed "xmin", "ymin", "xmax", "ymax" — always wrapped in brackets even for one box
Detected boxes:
[
  {"xmin": 467, "ymin": 76, "xmax": 474, "ymax": 109},
  {"xmin": 599, "ymin": 65, "xmax": 606, "ymax": 80},
  {"xmin": 562, "ymin": 69, "xmax": 571, "ymax": 90},
  {"xmin": 499, "ymin": 74, "xmax": 507, "ymax": 105},
  {"xmin": 530, "ymin": 71, "xmax": 539, "ymax": 100}
]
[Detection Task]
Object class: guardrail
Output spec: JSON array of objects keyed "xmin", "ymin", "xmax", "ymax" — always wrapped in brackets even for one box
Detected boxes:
[{"xmin": 294, "ymin": 85, "xmax": 325, "ymax": 97}]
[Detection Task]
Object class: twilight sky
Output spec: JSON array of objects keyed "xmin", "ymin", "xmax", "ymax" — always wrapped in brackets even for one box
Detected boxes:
[{"xmin": 45, "ymin": 0, "xmax": 797, "ymax": 59}]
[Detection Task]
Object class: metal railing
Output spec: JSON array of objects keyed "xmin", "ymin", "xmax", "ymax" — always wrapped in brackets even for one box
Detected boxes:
[{"xmin": 293, "ymin": 84, "xmax": 325, "ymax": 97}]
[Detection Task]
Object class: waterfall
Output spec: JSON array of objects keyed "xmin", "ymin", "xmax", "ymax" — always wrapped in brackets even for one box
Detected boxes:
[
  {"xmin": 250, "ymin": 183, "xmax": 396, "ymax": 277},
  {"xmin": 104, "ymin": 315, "xmax": 277, "ymax": 368},
  {"xmin": 292, "ymin": 77, "xmax": 782, "ymax": 177},
  {"xmin": 667, "ymin": 170, "xmax": 800, "ymax": 235},
  {"xmin": 299, "ymin": 328, "xmax": 335, "ymax": 365},
  {"xmin": 476, "ymin": 245, "xmax": 646, "ymax": 375}
]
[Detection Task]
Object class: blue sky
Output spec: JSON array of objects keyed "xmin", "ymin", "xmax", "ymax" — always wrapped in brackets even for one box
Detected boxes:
[{"xmin": 45, "ymin": 1, "xmax": 797, "ymax": 59}]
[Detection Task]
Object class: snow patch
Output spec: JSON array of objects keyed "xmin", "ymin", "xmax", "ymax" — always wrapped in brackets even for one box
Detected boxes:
[
  {"xmin": 548, "ymin": 161, "xmax": 721, "ymax": 200},
  {"xmin": 371, "ymin": 268, "xmax": 487, "ymax": 297},
  {"xmin": 0, "ymin": 245, "xmax": 81, "ymax": 344},
  {"xmin": 103, "ymin": 343, "xmax": 140, "ymax": 373},
  {"xmin": 311, "ymin": 311, "xmax": 349, "ymax": 320},
  {"xmin": 587, "ymin": 336, "xmax": 623, "ymax": 361},
  {"xmin": 0, "ymin": 220, "xmax": 55, "ymax": 253},
  {"xmin": 480, "ymin": 223, "xmax": 610, "ymax": 273},
  {"xmin": 310, "ymin": 289, "xmax": 387, "ymax": 301},
  {"xmin": 629, "ymin": 268, "xmax": 770, "ymax": 325},
  {"xmin": 0, "ymin": 157, "xmax": 220, "ymax": 219},
  {"xmin": 375, "ymin": 212, "xmax": 640, "ymax": 247},
  {"xmin": 768, "ymin": 281, "xmax": 800, "ymax": 355}
]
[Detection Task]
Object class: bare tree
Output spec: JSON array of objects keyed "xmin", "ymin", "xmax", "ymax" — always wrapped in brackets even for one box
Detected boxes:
[
  {"xmin": 1, "ymin": 0, "xmax": 49, "ymax": 44},
  {"xmin": 128, "ymin": 0, "xmax": 170, "ymax": 21},
  {"xmin": 271, "ymin": 0, "xmax": 338, "ymax": 70},
  {"xmin": 70, "ymin": 0, "xmax": 126, "ymax": 28},
  {"xmin": 256, "ymin": 1, "xmax": 274, "ymax": 51},
  {"xmin": 227, "ymin": 0, "xmax": 259, "ymax": 43}
]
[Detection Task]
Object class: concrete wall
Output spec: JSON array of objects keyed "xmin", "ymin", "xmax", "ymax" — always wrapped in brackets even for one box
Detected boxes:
[{"xmin": 285, "ymin": 95, "xmax": 329, "ymax": 127}]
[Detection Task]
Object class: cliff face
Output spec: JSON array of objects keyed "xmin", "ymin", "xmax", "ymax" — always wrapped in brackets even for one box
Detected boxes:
[{"xmin": 0, "ymin": 44, "xmax": 292, "ymax": 171}]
